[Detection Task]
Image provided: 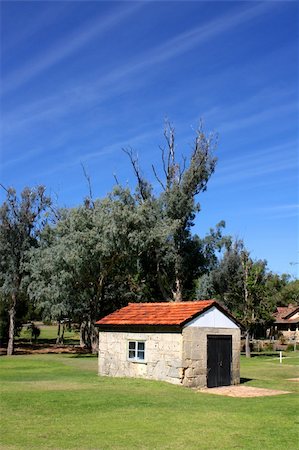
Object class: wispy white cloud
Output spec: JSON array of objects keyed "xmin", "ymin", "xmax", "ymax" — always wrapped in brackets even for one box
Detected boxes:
[
  {"xmin": 212, "ymin": 139, "xmax": 298, "ymax": 187},
  {"xmin": 247, "ymin": 204, "xmax": 299, "ymax": 220},
  {"xmin": 218, "ymin": 101, "xmax": 298, "ymax": 134},
  {"xmin": 2, "ymin": 2, "xmax": 70, "ymax": 54},
  {"xmin": 38, "ymin": 129, "xmax": 156, "ymax": 178},
  {"xmin": 1, "ymin": 130, "xmax": 71, "ymax": 169},
  {"xmin": 139, "ymin": 1, "xmax": 275, "ymax": 66},
  {"xmin": 264, "ymin": 205, "xmax": 299, "ymax": 220},
  {"xmin": 88, "ymin": 1, "xmax": 276, "ymax": 88},
  {"xmin": 252, "ymin": 204, "xmax": 299, "ymax": 219},
  {"xmin": 2, "ymin": 2, "xmax": 143, "ymax": 95},
  {"xmin": 261, "ymin": 204, "xmax": 299, "ymax": 212},
  {"xmin": 2, "ymin": 0, "xmax": 278, "ymax": 132},
  {"xmin": 217, "ymin": 140, "xmax": 297, "ymax": 171}
]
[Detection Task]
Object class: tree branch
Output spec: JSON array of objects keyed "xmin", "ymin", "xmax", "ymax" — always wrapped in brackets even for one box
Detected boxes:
[
  {"xmin": 152, "ymin": 164, "xmax": 166, "ymax": 191},
  {"xmin": 81, "ymin": 163, "xmax": 95, "ymax": 209},
  {"xmin": 123, "ymin": 147, "xmax": 150, "ymax": 202}
]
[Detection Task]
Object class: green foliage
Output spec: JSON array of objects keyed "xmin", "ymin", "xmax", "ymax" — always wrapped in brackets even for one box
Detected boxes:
[
  {"xmin": 0, "ymin": 185, "xmax": 52, "ymax": 354},
  {"xmin": 124, "ymin": 122, "xmax": 226, "ymax": 301},
  {"xmin": 0, "ymin": 289, "xmax": 31, "ymax": 346},
  {"xmin": 27, "ymin": 124, "xmax": 228, "ymax": 350},
  {"xmin": 26, "ymin": 322, "xmax": 41, "ymax": 341},
  {"xmin": 4, "ymin": 125, "xmax": 295, "ymax": 355},
  {"xmin": 277, "ymin": 279, "xmax": 299, "ymax": 305},
  {"xmin": 28, "ymin": 187, "xmax": 156, "ymax": 349},
  {"xmin": 197, "ymin": 239, "xmax": 293, "ymax": 340},
  {"xmin": 0, "ymin": 186, "xmax": 52, "ymax": 294}
]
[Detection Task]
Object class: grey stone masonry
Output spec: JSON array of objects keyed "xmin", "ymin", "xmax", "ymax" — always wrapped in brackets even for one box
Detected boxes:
[
  {"xmin": 182, "ymin": 327, "xmax": 240, "ymax": 388},
  {"xmin": 98, "ymin": 331, "xmax": 184, "ymax": 385},
  {"xmin": 98, "ymin": 326, "xmax": 240, "ymax": 388}
]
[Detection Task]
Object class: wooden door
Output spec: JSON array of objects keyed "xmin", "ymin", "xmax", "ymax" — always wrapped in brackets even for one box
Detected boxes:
[{"xmin": 207, "ymin": 335, "xmax": 232, "ymax": 388}]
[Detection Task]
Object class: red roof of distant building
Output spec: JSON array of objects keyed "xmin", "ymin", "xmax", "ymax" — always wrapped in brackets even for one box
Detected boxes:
[
  {"xmin": 96, "ymin": 300, "xmax": 234, "ymax": 327},
  {"xmin": 273, "ymin": 304, "xmax": 299, "ymax": 324}
]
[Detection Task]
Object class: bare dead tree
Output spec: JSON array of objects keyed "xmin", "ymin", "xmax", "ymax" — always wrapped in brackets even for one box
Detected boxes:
[
  {"xmin": 124, "ymin": 120, "xmax": 218, "ymax": 302},
  {"xmin": 152, "ymin": 120, "xmax": 188, "ymax": 193},
  {"xmin": 81, "ymin": 163, "xmax": 95, "ymax": 209},
  {"xmin": 113, "ymin": 173, "xmax": 120, "ymax": 186},
  {"xmin": 122, "ymin": 147, "xmax": 151, "ymax": 202}
]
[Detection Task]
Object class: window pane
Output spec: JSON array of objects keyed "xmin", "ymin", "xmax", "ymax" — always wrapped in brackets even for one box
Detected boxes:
[
  {"xmin": 129, "ymin": 342, "xmax": 136, "ymax": 350},
  {"xmin": 129, "ymin": 350, "xmax": 135, "ymax": 359},
  {"xmin": 137, "ymin": 351, "xmax": 144, "ymax": 360},
  {"xmin": 138, "ymin": 342, "xmax": 145, "ymax": 351}
]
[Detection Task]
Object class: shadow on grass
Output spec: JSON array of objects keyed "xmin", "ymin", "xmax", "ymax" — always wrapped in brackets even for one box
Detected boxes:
[
  {"xmin": 0, "ymin": 340, "xmax": 90, "ymax": 356},
  {"xmin": 16, "ymin": 338, "xmax": 79, "ymax": 345},
  {"xmin": 240, "ymin": 377, "xmax": 254, "ymax": 384},
  {"xmin": 241, "ymin": 352, "xmax": 280, "ymax": 358},
  {"xmin": 70, "ymin": 353, "xmax": 97, "ymax": 358}
]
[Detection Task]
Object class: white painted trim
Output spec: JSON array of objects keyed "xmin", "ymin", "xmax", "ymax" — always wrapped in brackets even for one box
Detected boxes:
[
  {"xmin": 127, "ymin": 339, "xmax": 147, "ymax": 363},
  {"xmin": 184, "ymin": 306, "xmax": 239, "ymax": 329}
]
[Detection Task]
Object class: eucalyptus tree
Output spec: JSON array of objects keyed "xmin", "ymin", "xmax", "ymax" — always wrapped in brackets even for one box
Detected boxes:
[
  {"xmin": 277, "ymin": 278, "xmax": 299, "ymax": 305},
  {"xmin": 0, "ymin": 185, "xmax": 52, "ymax": 355},
  {"xmin": 28, "ymin": 187, "xmax": 147, "ymax": 352},
  {"xmin": 125, "ymin": 121, "xmax": 219, "ymax": 301},
  {"xmin": 198, "ymin": 240, "xmax": 275, "ymax": 357}
]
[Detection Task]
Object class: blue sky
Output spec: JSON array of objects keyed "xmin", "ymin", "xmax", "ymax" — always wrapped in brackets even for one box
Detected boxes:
[{"xmin": 0, "ymin": 1, "xmax": 298, "ymax": 277}]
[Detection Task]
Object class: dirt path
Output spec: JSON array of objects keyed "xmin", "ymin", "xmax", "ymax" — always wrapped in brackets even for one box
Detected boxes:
[
  {"xmin": 199, "ymin": 385, "xmax": 291, "ymax": 397},
  {"xmin": 0, "ymin": 343, "xmax": 90, "ymax": 356}
]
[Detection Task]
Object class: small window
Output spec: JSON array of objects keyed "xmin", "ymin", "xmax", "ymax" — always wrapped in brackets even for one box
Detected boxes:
[{"xmin": 128, "ymin": 341, "xmax": 145, "ymax": 361}]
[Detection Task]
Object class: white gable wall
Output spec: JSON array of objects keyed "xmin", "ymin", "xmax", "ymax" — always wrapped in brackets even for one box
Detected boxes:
[
  {"xmin": 290, "ymin": 311, "xmax": 299, "ymax": 320},
  {"xmin": 184, "ymin": 306, "xmax": 238, "ymax": 329}
]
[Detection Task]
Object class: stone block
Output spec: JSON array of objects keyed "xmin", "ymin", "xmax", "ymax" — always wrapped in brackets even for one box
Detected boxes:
[
  {"xmin": 183, "ymin": 342, "xmax": 192, "ymax": 358},
  {"xmin": 167, "ymin": 366, "xmax": 180, "ymax": 378},
  {"xmin": 184, "ymin": 367, "xmax": 193, "ymax": 378}
]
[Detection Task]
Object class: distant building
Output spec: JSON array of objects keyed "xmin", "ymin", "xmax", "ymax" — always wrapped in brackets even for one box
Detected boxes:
[
  {"xmin": 272, "ymin": 304, "xmax": 299, "ymax": 341},
  {"xmin": 96, "ymin": 300, "xmax": 241, "ymax": 388}
]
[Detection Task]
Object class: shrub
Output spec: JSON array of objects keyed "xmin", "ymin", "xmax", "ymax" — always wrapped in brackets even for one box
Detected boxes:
[
  {"xmin": 25, "ymin": 323, "xmax": 41, "ymax": 342},
  {"xmin": 286, "ymin": 343, "xmax": 297, "ymax": 352},
  {"xmin": 262, "ymin": 341, "xmax": 274, "ymax": 351}
]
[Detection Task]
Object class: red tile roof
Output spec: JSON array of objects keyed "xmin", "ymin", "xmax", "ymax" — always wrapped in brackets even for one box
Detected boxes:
[
  {"xmin": 273, "ymin": 304, "xmax": 299, "ymax": 324},
  {"xmin": 96, "ymin": 300, "xmax": 220, "ymax": 327}
]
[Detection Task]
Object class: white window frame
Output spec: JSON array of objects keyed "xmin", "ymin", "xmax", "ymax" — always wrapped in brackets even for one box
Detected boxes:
[{"xmin": 127, "ymin": 340, "xmax": 146, "ymax": 362}]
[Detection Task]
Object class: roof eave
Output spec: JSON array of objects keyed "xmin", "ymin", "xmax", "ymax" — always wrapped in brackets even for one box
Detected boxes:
[{"xmin": 96, "ymin": 323, "xmax": 182, "ymax": 333}]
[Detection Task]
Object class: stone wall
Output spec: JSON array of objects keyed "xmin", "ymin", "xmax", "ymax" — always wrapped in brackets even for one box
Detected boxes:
[
  {"xmin": 98, "ymin": 331, "xmax": 183, "ymax": 385},
  {"xmin": 182, "ymin": 327, "xmax": 240, "ymax": 388},
  {"xmin": 98, "ymin": 326, "xmax": 240, "ymax": 388}
]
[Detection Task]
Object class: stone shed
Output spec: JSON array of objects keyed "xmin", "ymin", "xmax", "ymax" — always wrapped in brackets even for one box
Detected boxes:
[{"xmin": 96, "ymin": 300, "xmax": 241, "ymax": 388}]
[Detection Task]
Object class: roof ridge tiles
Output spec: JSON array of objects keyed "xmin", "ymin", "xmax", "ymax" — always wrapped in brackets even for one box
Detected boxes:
[{"xmin": 95, "ymin": 299, "xmax": 232, "ymax": 327}]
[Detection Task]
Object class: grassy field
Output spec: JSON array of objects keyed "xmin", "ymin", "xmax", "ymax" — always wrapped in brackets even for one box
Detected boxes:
[
  {"xmin": 16, "ymin": 323, "xmax": 80, "ymax": 345},
  {"xmin": 0, "ymin": 353, "xmax": 298, "ymax": 450}
]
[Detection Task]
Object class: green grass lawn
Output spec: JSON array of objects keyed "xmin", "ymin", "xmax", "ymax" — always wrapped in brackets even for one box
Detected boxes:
[
  {"xmin": 16, "ymin": 324, "xmax": 80, "ymax": 345},
  {"xmin": 0, "ymin": 353, "xmax": 298, "ymax": 450}
]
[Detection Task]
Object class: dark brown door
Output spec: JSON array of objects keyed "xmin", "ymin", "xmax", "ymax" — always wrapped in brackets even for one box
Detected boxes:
[{"xmin": 207, "ymin": 335, "xmax": 232, "ymax": 388}]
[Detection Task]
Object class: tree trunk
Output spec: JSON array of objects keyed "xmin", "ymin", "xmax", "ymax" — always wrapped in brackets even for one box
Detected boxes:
[
  {"xmin": 84, "ymin": 321, "xmax": 98, "ymax": 354},
  {"xmin": 156, "ymin": 257, "xmax": 170, "ymax": 301},
  {"xmin": 245, "ymin": 330, "xmax": 251, "ymax": 358},
  {"xmin": 172, "ymin": 275, "xmax": 183, "ymax": 302},
  {"xmin": 91, "ymin": 322, "xmax": 98, "ymax": 354},
  {"xmin": 61, "ymin": 322, "xmax": 65, "ymax": 344},
  {"xmin": 80, "ymin": 322, "xmax": 86, "ymax": 348},
  {"xmin": 7, "ymin": 292, "xmax": 17, "ymax": 356},
  {"xmin": 242, "ymin": 252, "xmax": 251, "ymax": 358},
  {"xmin": 56, "ymin": 321, "xmax": 61, "ymax": 344}
]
